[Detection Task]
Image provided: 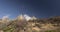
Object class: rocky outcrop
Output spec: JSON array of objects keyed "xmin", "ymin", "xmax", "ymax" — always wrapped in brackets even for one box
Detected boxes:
[{"xmin": 0, "ymin": 15, "xmax": 60, "ymax": 32}]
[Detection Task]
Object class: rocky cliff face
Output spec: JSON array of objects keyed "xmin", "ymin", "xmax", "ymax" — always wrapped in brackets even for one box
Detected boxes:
[{"xmin": 0, "ymin": 15, "xmax": 60, "ymax": 32}]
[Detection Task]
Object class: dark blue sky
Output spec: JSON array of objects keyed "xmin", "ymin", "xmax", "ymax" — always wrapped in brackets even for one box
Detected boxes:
[{"xmin": 0, "ymin": 0, "xmax": 60, "ymax": 19}]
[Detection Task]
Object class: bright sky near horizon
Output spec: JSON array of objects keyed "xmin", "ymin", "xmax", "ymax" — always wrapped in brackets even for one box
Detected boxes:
[{"xmin": 0, "ymin": 0, "xmax": 60, "ymax": 19}]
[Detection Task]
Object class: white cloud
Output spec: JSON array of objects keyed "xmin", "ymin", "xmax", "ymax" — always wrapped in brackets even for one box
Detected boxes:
[
  {"xmin": 24, "ymin": 14, "xmax": 32, "ymax": 21},
  {"xmin": 2, "ymin": 15, "xmax": 10, "ymax": 19}
]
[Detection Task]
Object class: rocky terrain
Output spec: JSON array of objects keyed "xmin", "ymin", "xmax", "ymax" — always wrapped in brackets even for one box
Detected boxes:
[{"xmin": 0, "ymin": 15, "xmax": 60, "ymax": 32}]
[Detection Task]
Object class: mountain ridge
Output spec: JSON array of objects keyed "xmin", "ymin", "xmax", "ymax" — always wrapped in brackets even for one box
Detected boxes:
[{"xmin": 0, "ymin": 15, "xmax": 60, "ymax": 32}]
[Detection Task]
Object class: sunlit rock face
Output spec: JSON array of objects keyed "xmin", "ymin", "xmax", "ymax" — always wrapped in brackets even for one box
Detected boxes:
[
  {"xmin": 31, "ymin": 16, "xmax": 37, "ymax": 20},
  {"xmin": 0, "ymin": 14, "xmax": 60, "ymax": 32},
  {"xmin": 17, "ymin": 14, "xmax": 26, "ymax": 21},
  {"xmin": 1, "ymin": 16, "xmax": 9, "ymax": 23},
  {"xmin": 16, "ymin": 14, "xmax": 37, "ymax": 21},
  {"xmin": 0, "ymin": 30, "xmax": 4, "ymax": 32},
  {"xmin": 0, "ymin": 19, "xmax": 2, "ymax": 23}
]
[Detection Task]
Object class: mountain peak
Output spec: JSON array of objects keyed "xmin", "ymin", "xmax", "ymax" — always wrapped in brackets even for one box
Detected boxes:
[{"xmin": 16, "ymin": 14, "xmax": 37, "ymax": 21}]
